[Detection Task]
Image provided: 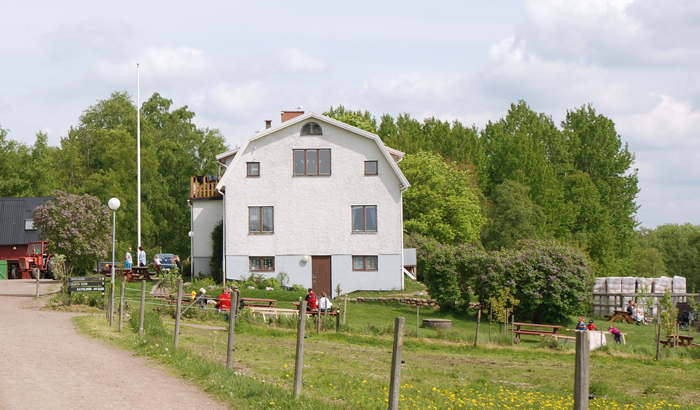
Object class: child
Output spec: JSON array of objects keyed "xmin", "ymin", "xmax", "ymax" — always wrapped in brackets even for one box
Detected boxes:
[
  {"xmin": 575, "ymin": 318, "xmax": 587, "ymax": 331},
  {"xmin": 307, "ymin": 291, "xmax": 318, "ymax": 311},
  {"xmin": 608, "ymin": 326, "xmax": 622, "ymax": 344},
  {"xmin": 587, "ymin": 319, "xmax": 598, "ymax": 331}
]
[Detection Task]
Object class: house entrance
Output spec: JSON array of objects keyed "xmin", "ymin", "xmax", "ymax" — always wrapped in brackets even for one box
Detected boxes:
[{"xmin": 311, "ymin": 256, "xmax": 332, "ymax": 298}]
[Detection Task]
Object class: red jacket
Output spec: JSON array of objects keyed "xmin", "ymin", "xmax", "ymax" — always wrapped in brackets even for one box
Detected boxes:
[
  {"xmin": 308, "ymin": 293, "xmax": 318, "ymax": 310},
  {"xmin": 587, "ymin": 323, "xmax": 598, "ymax": 331},
  {"xmin": 216, "ymin": 293, "xmax": 231, "ymax": 311}
]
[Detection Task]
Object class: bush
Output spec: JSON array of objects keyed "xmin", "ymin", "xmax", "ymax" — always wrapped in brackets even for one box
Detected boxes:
[
  {"xmin": 130, "ymin": 309, "xmax": 169, "ymax": 339},
  {"xmin": 470, "ymin": 240, "xmax": 593, "ymax": 323}
]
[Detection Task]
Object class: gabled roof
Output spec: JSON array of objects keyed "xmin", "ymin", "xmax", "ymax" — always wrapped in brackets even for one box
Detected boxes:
[
  {"xmin": 216, "ymin": 112, "xmax": 410, "ymax": 191},
  {"xmin": 0, "ymin": 197, "xmax": 51, "ymax": 245}
]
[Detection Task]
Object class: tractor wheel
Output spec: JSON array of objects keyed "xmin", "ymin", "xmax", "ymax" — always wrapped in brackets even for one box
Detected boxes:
[
  {"xmin": 31, "ymin": 267, "xmax": 39, "ymax": 280},
  {"xmin": 10, "ymin": 268, "xmax": 19, "ymax": 279}
]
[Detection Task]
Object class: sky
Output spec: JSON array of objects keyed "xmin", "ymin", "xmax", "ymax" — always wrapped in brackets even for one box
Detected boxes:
[{"xmin": 1, "ymin": 0, "xmax": 699, "ymax": 228}]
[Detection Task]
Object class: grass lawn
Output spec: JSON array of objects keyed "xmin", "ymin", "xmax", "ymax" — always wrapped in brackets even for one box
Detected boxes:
[{"xmin": 61, "ymin": 280, "xmax": 700, "ymax": 409}]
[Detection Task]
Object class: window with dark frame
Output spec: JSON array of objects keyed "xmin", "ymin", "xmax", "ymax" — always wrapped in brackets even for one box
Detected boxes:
[
  {"xmin": 365, "ymin": 160, "xmax": 378, "ymax": 175},
  {"xmin": 301, "ymin": 122, "xmax": 323, "ymax": 135},
  {"xmin": 247, "ymin": 162, "xmax": 260, "ymax": 177},
  {"xmin": 353, "ymin": 255, "xmax": 378, "ymax": 271},
  {"xmin": 24, "ymin": 219, "xmax": 35, "ymax": 230},
  {"xmin": 293, "ymin": 149, "xmax": 331, "ymax": 176},
  {"xmin": 352, "ymin": 205, "xmax": 377, "ymax": 232},
  {"xmin": 250, "ymin": 256, "xmax": 275, "ymax": 271},
  {"xmin": 249, "ymin": 206, "xmax": 274, "ymax": 233}
]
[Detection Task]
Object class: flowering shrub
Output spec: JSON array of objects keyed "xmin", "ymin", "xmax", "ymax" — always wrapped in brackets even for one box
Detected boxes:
[
  {"xmin": 409, "ymin": 234, "xmax": 592, "ymax": 322},
  {"xmin": 471, "ymin": 240, "xmax": 593, "ymax": 323},
  {"xmin": 33, "ymin": 190, "xmax": 111, "ymax": 276}
]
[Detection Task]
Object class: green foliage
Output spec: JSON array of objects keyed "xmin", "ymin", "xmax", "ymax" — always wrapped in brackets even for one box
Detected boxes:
[
  {"xmin": 210, "ymin": 220, "xmax": 223, "ymax": 282},
  {"xmin": 488, "ymin": 287, "xmax": 520, "ymax": 323},
  {"xmin": 129, "ymin": 309, "xmax": 169, "ymax": 339},
  {"xmin": 323, "ymin": 105, "xmax": 378, "ymax": 133},
  {"xmin": 400, "ymin": 151, "xmax": 485, "ymax": 245},
  {"xmin": 634, "ymin": 224, "xmax": 700, "ymax": 289},
  {"xmin": 33, "ymin": 190, "xmax": 111, "ymax": 275},
  {"xmin": 659, "ymin": 290, "xmax": 678, "ymax": 338},
  {"xmin": 482, "ymin": 180, "xmax": 545, "ymax": 250},
  {"xmin": 470, "ymin": 241, "xmax": 593, "ymax": 323}
]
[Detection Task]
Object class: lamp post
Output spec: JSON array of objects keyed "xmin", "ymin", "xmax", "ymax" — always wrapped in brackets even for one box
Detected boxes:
[
  {"xmin": 108, "ymin": 197, "xmax": 121, "ymax": 326},
  {"xmin": 188, "ymin": 230, "xmax": 194, "ymax": 278}
]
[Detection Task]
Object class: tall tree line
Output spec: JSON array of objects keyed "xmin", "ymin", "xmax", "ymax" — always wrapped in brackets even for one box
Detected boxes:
[
  {"xmin": 0, "ymin": 92, "xmax": 227, "ymax": 261},
  {"xmin": 326, "ymin": 101, "xmax": 640, "ymax": 277}
]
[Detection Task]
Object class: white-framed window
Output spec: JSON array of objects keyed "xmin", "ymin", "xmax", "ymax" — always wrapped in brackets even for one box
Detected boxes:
[
  {"xmin": 353, "ymin": 256, "xmax": 378, "ymax": 271},
  {"xmin": 24, "ymin": 219, "xmax": 35, "ymax": 230},
  {"xmin": 250, "ymin": 256, "xmax": 275, "ymax": 272},
  {"xmin": 249, "ymin": 206, "xmax": 274, "ymax": 233},
  {"xmin": 352, "ymin": 205, "xmax": 377, "ymax": 232},
  {"xmin": 294, "ymin": 149, "xmax": 331, "ymax": 176}
]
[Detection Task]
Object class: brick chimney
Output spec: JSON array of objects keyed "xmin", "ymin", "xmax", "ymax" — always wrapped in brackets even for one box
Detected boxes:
[
  {"xmin": 281, "ymin": 110, "xmax": 304, "ymax": 123},
  {"xmin": 265, "ymin": 120, "xmax": 272, "ymax": 129}
]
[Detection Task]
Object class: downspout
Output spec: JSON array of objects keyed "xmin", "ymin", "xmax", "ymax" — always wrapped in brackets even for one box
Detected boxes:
[
  {"xmin": 400, "ymin": 184, "xmax": 408, "ymax": 291},
  {"xmin": 217, "ymin": 162, "xmax": 228, "ymax": 287},
  {"xmin": 188, "ymin": 199, "xmax": 194, "ymax": 278}
]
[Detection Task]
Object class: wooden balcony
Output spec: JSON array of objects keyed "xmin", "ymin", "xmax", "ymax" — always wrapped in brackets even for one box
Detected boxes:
[{"xmin": 190, "ymin": 175, "xmax": 223, "ymax": 199}]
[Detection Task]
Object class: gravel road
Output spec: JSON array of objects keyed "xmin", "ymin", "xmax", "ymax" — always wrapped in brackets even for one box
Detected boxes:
[{"xmin": 0, "ymin": 279, "xmax": 230, "ymax": 409}]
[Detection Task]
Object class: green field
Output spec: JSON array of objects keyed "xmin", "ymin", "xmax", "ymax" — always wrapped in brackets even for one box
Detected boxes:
[{"xmin": 59, "ymin": 280, "xmax": 700, "ymax": 409}]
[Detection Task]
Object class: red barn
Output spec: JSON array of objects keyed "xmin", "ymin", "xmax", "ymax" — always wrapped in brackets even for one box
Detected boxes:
[{"xmin": 0, "ymin": 197, "xmax": 51, "ymax": 279}]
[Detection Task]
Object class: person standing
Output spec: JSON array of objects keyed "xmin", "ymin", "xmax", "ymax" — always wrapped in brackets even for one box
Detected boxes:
[
  {"xmin": 587, "ymin": 320, "xmax": 598, "ymax": 331},
  {"xmin": 608, "ymin": 326, "xmax": 622, "ymax": 344},
  {"xmin": 138, "ymin": 246, "xmax": 146, "ymax": 267},
  {"xmin": 173, "ymin": 255, "xmax": 183, "ymax": 273},
  {"xmin": 125, "ymin": 247, "xmax": 133, "ymax": 269},
  {"xmin": 153, "ymin": 254, "xmax": 162, "ymax": 276}
]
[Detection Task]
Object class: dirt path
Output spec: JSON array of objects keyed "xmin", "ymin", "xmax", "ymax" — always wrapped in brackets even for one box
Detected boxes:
[{"xmin": 0, "ymin": 279, "xmax": 230, "ymax": 410}]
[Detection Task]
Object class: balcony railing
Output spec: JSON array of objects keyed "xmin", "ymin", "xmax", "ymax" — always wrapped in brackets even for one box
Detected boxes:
[{"xmin": 191, "ymin": 175, "xmax": 223, "ymax": 199}]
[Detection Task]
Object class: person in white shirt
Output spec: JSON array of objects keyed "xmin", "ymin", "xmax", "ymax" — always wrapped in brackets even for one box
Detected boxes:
[
  {"xmin": 125, "ymin": 247, "xmax": 133, "ymax": 269},
  {"xmin": 318, "ymin": 292, "xmax": 332, "ymax": 313},
  {"xmin": 154, "ymin": 255, "xmax": 162, "ymax": 275},
  {"xmin": 138, "ymin": 246, "xmax": 146, "ymax": 267}
]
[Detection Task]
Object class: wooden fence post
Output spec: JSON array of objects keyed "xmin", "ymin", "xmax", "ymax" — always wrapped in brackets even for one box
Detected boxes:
[
  {"xmin": 416, "ymin": 306, "xmax": 420, "ymax": 338},
  {"xmin": 574, "ymin": 331, "xmax": 590, "ymax": 410},
  {"xmin": 227, "ymin": 292, "xmax": 239, "ymax": 369},
  {"xmin": 293, "ymin": 301, "xmax": 307, "ymax": 399},
  {"xmin": 388, "ymin": 317, "xmax": 405, "ymax": 410},
  {"xmin": 474, "ymin": 310, "xmax": 481, "ymax": 347},
  {"xmin": 138, "ymin": 280, "xmax": 146, "ymax": 338},
  {"xmin": 118, "ymin": 281, "xmax": 125, "ymax": 332},
  {"xmin": 174, "ymin": 280, "xmax": 182, "ymax": 349}
]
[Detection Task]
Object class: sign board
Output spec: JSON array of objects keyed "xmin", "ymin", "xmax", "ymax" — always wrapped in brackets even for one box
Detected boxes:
[{"xmin": 67, "ymin": 276, "xmax": 106, "ymax": 308}]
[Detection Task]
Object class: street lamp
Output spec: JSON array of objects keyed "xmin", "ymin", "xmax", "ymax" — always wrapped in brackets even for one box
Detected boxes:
[{"xmin": 108, "ymin": 197, "xmax": 120, "ymax": 327}]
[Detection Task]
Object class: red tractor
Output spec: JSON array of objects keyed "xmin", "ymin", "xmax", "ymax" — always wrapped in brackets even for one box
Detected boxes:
[{"xmin": 10, "ymin": 241, "xmax": 53, "ymax": 279}]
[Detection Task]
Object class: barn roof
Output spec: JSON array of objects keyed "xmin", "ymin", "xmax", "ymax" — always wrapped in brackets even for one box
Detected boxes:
[{"xmin": 0, "ymin": 197, "xmax": 51, "ymax": 245}]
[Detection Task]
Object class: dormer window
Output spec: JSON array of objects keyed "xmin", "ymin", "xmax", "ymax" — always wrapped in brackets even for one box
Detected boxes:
[
  {"xmin": 301, "ymin": 122, "xmax": 323, "ymax": 136},
  {"xmin": 25, "ymin": 219, "xmax": 36, "ymax": 230}
]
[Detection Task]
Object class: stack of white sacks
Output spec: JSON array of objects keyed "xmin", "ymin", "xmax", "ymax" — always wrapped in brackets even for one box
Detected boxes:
[{"xmin": 591, "ymin": 276, "xmax": 687, "ymax": 318}]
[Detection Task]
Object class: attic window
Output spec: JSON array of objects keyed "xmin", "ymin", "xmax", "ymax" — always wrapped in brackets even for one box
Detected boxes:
[
  {"xmin": 25, "ymin": 219, "xmax": 35, "ymax": 230},
  {"xmin": 301, "ymin": 122, "xmax": 323, "ymax": 136}
]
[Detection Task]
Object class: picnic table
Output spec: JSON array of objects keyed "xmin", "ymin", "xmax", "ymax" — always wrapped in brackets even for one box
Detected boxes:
[
  {"xmin": 512, "ymin": 322, "xmax": 566, "ymax": 341},
  {"xmin": 125, "ymin": 267, "xmax": 154, "ymax": 282},
  {"xmin": 241, "ymin": 297, "xmax": 277, "ymax": 307},
  {"xmin": 292, "ymin": 302, "xmax": 340, "ymax": 317},
  {"xmin": 660, "ymin": 334, "xmax": 698, "ymax": 348},
  {"xmin": 606, "ymin": 310, "xmax": 635, "ymax": 324}
]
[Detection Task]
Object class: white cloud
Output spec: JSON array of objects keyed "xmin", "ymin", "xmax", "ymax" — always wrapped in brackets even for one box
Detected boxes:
[
  {"xmin": 273, "ymin": 48, "xmax": 331, "ymax": 75},
  {"xmin": 617, "ymin": 94, "xmax": 700, "ymax": 149}
]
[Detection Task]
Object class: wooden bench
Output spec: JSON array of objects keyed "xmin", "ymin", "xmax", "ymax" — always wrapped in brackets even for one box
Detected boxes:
[
  {"xmin": 605, "ymin": 310, "xmax": 634, "ymax": 324},
  {"xmin": 241, "ymin": 298, "xmax": 277, "ymax": 307},
  {"xmin": 248, "ymin": 307, "xmax": 299, "ymax": 321},
  {"xmin": 125, "ymin": 267, "xmax": 154, "ymax": 282},
  {"xmin": 512, "ymin": 322, "xmax": 565, "ymax": 341},
  {"xmin": 660, "ymin": 334, "xmax": 698, "ymax": 348}
]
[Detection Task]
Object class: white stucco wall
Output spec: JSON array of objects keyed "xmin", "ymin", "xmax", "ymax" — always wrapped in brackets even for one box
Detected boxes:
[
  {"xmin": 222, "ymin": 118, "xmax": 405, "ymax": 293},
  {"xmin": 192, "ymin": 199, "xmax": 223, "ymax": 276}
]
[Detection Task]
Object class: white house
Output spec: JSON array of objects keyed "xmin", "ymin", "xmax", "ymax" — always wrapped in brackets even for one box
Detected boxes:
[{"xmin": 192, "ymin": 111, "xmax": 410, "ymax": 297}]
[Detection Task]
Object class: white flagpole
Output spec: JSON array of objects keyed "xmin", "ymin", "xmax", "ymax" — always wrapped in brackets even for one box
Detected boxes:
[{"xmin": 137, "ymin": 63, "xmax": 141, "ymax": 248}]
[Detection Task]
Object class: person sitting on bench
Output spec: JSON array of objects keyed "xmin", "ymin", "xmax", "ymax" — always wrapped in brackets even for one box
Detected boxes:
[
  {"xmin": 319, "ymin": 292, "xmax": 332, "ymax": 313},
  {"xmin": 306, "ymin": 290, "xmax": 318, "ymax": 311}
]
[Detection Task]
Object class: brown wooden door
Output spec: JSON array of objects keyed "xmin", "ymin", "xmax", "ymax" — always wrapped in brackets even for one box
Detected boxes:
[{"xmin": 312, "ymin": 256, "xmax": 332, "ymax": 297}]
